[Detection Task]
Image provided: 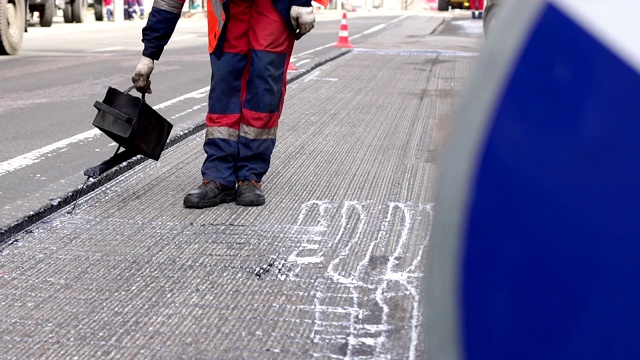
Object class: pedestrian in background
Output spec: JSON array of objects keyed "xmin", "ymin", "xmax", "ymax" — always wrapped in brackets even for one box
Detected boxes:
[
  {"xmin": 124, "ymin": 0, "xmax": 137, "ymax": 20},
  {"xmin": 104, "ymin": 0, "xmax": 113, "ymax": 21},
  {"xmin": 131, "ymin": 0, "xmax": 315, "ymax": 208},
  {"xmin": 136, "ymin": 0, "xmax": 145, "ymax": 19},
  {"xmin": 470, "ymin": 0, "xmax": 484, "ymax": 18}
]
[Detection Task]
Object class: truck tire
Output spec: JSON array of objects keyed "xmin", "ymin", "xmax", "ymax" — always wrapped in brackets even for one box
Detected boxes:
[
  {"xmin": 39, "ymin": 0, "xmax": 55, "ymax": 27},
  {"xmin": 0, "ymin": 0, "xmax": 25, "ymax": 55},
  {"xmin": 71, "ymin": 0, "xmax": 86, "ymax": 23},
  {"xmin": 63, "ymin": 1, "xmax": 72, "ymax": 22},
  {"xmin": 93, "ymin": 0, "xmax": 102, "ymax": 21},
  {"xmin": 438, "ymin": 0, "xmax": 449, "ymax": 11}
]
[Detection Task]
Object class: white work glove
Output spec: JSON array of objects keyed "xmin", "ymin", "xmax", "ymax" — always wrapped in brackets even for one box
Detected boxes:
[
  {"xmin": 131, "ymin": 56, "xmax": 154, "ymax": 94},
  {"xmin": 290, "ymin": 6, "xmax": 315, "ymax": 40}
]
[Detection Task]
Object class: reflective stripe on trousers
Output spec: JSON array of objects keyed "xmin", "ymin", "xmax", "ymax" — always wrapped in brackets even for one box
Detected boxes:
[{"xmin": 201, "ymin": 0, "xmax": 295, "ymax": 187}]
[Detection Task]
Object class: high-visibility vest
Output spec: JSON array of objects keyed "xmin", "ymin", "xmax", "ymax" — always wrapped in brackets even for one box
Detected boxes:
[{"xmin": 207, "ymin": 0, "xmax": 225, "ymax": 54}]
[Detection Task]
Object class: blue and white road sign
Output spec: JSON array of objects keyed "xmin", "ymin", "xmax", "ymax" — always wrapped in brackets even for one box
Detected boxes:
[{"xmin": 425, "ymin": 0, "xmax": 640, "ymax": 359}]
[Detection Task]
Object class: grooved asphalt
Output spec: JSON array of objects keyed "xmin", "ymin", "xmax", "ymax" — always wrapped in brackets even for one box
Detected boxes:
[{"xmin": 0, "ymin": 14, "xmax": 483, "ymax": 358}]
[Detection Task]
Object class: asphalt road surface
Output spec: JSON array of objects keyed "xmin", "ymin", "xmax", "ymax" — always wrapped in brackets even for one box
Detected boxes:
[
  {"xmin": 0, "ymin": 8, "xmax": 484, "ymax": 358},
  {"xmin": 0, "ymin": 10, "xmax": 450, "ymax": 231}
]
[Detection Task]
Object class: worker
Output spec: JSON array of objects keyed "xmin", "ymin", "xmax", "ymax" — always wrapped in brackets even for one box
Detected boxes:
[
  {"xmin": 470, "ymin": 0, "xmax": 484, "ymax": 19},
  {"xmin": 131, "ymin": 0, "xmax": 315, "ymax": 208}
]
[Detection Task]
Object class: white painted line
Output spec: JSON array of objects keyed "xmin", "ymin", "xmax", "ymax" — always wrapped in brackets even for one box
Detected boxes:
[
  {"xmin": 296, "ymin": 41, "xmax": 338, "ymax": 56},
  {"xmin": 0, "ymin": 129, "xmax": 101, "ymax": 176},
  {"xmin": 0, "ymin": 14, "xmax": 411, "ymax": 178},
  {"xmin": 296, "ymin": 15, "xmax": 405, "ymax": 57},
  {"xmin": 170, "ymin": 34, "xmax": 200, "ymax": 41},
  {"xmin": 154, "ymin": 86, "xmax": 209, "ymax": 110},
  {"xmin": 358, "ymin": 24, "xmax": 386, "ymax": 37},
  {"xmin": 0, "ymin": 86, "xmax": 211, "ymax": 177},
  {"xmin": 91, "ymin": 46, "xmax": 125, "ymax": 52}
]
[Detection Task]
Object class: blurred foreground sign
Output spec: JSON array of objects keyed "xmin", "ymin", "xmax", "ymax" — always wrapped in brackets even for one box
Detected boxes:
[{"xmin": 424, "ymin": 0, "xmax": 640, "ymax": 359}]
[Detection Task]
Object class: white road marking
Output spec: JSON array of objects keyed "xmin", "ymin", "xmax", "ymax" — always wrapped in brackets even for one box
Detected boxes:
[
  {"xmin": 91, "ymin": 46, "xmax": 125, "ymax": 52},
  {"xmin": 0, "ymin": 130, "xmax": 102, "ymax": 176},
  {"xmin": 296, "ymin": 15, "xmax": 405, "ymax": 57},
  {"xmin": 1, "ymin": 14, "xmax": 409, "ymax": 178},
  {"xmin": 303, "ymin": 70, "xmax": 338, "ymax": 83},
  {"xmin": 154, "ymin": 86, "xmax": 209, "ymax": 110},
  {"xmin": 358, "ymin": 24, "xmax": 386, "ymax": 37},
  {"xmin": 0, "ymin": 87, "xmax": 210, "ymax": 177},
  {"xmin": 170, "ymin": 34, "xmax": 200, "ymax": 41}
]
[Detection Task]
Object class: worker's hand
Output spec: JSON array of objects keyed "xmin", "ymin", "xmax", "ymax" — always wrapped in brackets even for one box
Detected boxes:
[
  {"xmin": 290, "ymin": 6, "xmax": 315, "ymax": 40},
  {"xmin": 131, "ymin": 56, "xmax": 154, "ymax": 94}
]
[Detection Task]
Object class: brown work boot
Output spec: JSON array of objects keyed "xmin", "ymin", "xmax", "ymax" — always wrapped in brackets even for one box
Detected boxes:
[
  {"xmin": 236, "ymin": 180, "xmax": 265, "ymax": 206},
  {"xmin": 183, "ymin": 180, "xmax": 236, "ymax": 209}
]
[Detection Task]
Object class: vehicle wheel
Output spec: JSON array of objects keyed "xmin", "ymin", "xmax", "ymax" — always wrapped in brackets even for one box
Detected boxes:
[
  {"xmin": 39, "ymin": 0, "xmax": 55, "ymax": 27},
  {"xmin": 437, "ymin": 0, "xmax": 449, "ymax": 11},
  {"xmin": 93, "ymin": 0, "xmax": 103, "ymax": 21},
  {"xmin": 483, "ymin": 4, "xmax": 500, "ymax": 35},
  {"xmin": 0, "ymin": 0, "xmax": 25, "ymax": 55},
  {"xmin": 63, "ymin": 2, "xmax": 72, "ymax": 22},
  {"xmin": 71, "ymin": 0, "xmax": 86, "ymax": 23}
]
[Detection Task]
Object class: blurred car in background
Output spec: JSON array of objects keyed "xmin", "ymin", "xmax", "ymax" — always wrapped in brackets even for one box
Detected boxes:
[{"xmin": 438, "ymin": 0, "xmax": 470, "ymax": 11}]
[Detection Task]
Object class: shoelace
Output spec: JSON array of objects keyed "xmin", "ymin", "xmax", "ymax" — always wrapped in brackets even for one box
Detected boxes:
[
  {"xmin": 238, "ymin": 180, "xmax": 260, "ymax": 189},
  {"xmin": 202, "ymin": 179, "xmax": 223, "ymax": 188}
]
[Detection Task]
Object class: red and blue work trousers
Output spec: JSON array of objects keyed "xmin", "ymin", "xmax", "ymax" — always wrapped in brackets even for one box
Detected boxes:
[
  {"xmin": 202, "ymin": 0, "xmax": 295, "ymax": 188},
  {"xmin": 470, "ymin": 0, "xmax": 484, "ymax": 10}
]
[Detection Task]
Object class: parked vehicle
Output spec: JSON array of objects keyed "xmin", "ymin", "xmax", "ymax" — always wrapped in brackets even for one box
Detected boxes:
[
  {"xmin": 61, "ymin": 0, "xmax": 88, "ymax": 23},
  {"xmin": 29, "ymin": 0, "xmax": 55, "ymax": 26},
  {"xmin": 93, "ymin": 0, "xmax": 104, "ymax": 21},
  {"xmin": 438, "ymin": 0, "xmax": 469, "ymax": 11},
  {"xmin": 0, "ymin": 0, "xmax": 28, "ymax": 54},
  {"xmin": 1, "ymin": 0, "xmax": 103, "ymax": 54}
]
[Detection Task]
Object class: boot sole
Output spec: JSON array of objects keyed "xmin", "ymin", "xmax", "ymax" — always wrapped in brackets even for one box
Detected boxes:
[
  {"xmin": 235, "ymin": 197, "xmax": 266, "ymax": 207},
  {"xmin": 183, "ymin": 192, "xmax": 236, "ymax": 209}
]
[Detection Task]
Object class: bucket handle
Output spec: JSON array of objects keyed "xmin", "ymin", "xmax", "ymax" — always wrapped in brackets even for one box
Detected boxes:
[
  {"xmin": 93, "ymin": 101, "xmax": 135, "ymax": 125},
  {"xmin": 124, "ymin": 85, "xmax": 146, "ymax": 102}
]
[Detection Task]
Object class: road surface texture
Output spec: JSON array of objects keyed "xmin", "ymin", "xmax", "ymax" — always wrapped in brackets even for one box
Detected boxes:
[
  {"xmin": 0, "ymin": 12, "xmax": 483, "ymax": 359},
  {"xmin": 0, "ymin": 10, "xmax": 432, "ymax": 234}
]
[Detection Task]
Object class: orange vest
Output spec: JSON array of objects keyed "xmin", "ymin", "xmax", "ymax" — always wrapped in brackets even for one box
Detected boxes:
[{"xmin": 207, "ymin": 0, "xmax": 226, "ymax": 54}]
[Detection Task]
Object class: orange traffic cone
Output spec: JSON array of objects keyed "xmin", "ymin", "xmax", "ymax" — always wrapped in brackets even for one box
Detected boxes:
[
  {"xmin": 335, "ymin": 12, "xmax": 354, "ymax": 48},
  {"xmin": 287, "ymin": 63, "xmax": 298, "ymax": 71}
]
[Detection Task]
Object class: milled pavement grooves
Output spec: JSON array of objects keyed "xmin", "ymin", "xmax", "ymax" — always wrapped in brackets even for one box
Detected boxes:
[
  {"xmin": 0, "ymin": 45, "xmax": 351, "ymax": 244},
  {"xmin": 0, "ymin": 15, "xmax": 479, "ymax": 359}
]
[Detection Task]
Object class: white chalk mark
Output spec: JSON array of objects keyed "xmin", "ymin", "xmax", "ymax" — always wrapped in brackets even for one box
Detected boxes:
[
  {"xmin": 286, "ymin": 200, "xmax": 333, "ymax": 269},
  {"xmin": 287, "ymin": 200, "xmax": 433, "ymax": 359},
  {"xmin": 303, "ymin": 69, "xmax": 339, "ymax": 83}
]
